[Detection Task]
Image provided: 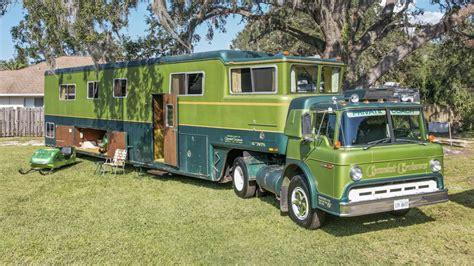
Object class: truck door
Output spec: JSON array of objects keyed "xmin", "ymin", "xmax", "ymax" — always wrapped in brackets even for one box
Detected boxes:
[{"xmin": 163, "ymin": 94, "xmax": 178, "ymax": 167}]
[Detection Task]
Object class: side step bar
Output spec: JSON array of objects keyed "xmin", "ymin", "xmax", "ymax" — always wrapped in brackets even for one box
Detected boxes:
[{"xmin": 147, "ymin": 169, "xmax": 170, "ymax": 176}]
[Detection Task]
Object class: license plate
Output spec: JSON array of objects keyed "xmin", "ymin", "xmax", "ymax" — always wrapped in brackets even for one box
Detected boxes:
[{"xmin": 394, "ymin": 199, "xmax": 409, "ymax": 210}]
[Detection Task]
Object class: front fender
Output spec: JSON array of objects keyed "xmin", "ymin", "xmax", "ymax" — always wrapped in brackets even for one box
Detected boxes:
[{"xmin": 284, "ymin": 159, "xmax": 319, "ymax": 208}]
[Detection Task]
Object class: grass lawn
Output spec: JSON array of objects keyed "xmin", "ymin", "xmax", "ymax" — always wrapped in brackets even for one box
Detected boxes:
[{"xmin": 0, "ymin": 140, "xmax": 473, "ymax": 264}]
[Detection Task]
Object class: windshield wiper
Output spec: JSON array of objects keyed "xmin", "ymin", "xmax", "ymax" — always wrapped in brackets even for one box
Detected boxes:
[
  {"xmin": 363, "ymin": 137, "xmax": 391, "ymax": 150},
  {"xmin": 395, "ymin": 138, "xmax": 427, "ymax": 145}
]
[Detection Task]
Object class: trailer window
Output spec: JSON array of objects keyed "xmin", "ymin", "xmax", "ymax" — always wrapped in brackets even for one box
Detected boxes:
[
  {"xmin": 113, "ymin": 79, "xmax": 127, "ymax": 98},
  {"xmin": 87, "ymin": 81, "xmax": 99, "ymax": 99},
  {"xmin": 320, "ymin": 66, "xmax": 340, "ymax": 93},
  {"xmin": 170, "ymin": 72, "xmax": 204, "ymax": 95},
  {"xmin": 59, "ymin": 84, "xmax": 76, "ymax": 100},
  {"xmin": 46, "ymin": 122, "xmax": 55, "ymax": 138},
  {"xmin": 231, "ymin": 67, "xmax": 276, "ymax": 93},
  {"xmin": 291, "ymin": 65, "xmax": 318, "ymax": 93}
]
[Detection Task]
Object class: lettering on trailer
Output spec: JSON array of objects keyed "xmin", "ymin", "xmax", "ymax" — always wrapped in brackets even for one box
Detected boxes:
[
  {"xmin": 366, "ymin": 162, "xmax": 428, "ymax": 177},
  {"xmin": 224, "ymin": 135, "xmax": 243, "ymax": 144}
]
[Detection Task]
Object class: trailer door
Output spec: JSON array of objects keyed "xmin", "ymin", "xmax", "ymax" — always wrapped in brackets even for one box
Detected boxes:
[
  {"xmin": 107, "ymin": 131, "xmax": 128, "ymax": 159},
  {"xmin": 163, "ymin": 94, "xmax": 178, "ymax": 167},
  {"xmin": 55, "ymin": 125, "xmax": 75, "ymax": 147}
]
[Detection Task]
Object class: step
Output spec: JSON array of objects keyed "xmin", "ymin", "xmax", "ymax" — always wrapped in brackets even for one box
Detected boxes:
[{"xmin": 147, "ymin": 169, "xmax": 170, "ymax": 176}]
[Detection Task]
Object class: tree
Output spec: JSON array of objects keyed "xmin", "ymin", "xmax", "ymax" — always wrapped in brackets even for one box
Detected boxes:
[
  {"xmin": 152, "ymin": 0, "xmax": 474, "ymax": 88},
  {"xmin": 0, "ymin": 58, "xmax": 28, "ymax": 70},
  {"xmin": 11, "ymin": 0, "xmax": 139, "ymax": 66}
]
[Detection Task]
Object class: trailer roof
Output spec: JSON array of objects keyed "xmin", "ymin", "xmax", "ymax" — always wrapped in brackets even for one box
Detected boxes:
[{"xmin": 45, "ymin": 50, "xmax": 344, "ymax": 75}]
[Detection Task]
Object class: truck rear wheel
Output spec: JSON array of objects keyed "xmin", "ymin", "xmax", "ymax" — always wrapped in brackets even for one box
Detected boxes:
[
  {"xmin": 232, "ymin": 157, "xmax": 256, "ymax": 198},
  {"xmin": 288, "ymin": 175, "xmax": 326, "ymax": 229}
]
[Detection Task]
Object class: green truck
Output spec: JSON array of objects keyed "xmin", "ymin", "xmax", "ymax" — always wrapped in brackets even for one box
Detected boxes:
[{"xmin": 44, "ymin": 50, "xmax": 448, "ymax": 229}]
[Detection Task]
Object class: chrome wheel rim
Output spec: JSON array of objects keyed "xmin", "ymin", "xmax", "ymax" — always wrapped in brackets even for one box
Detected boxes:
[
  {"xmin": 233, "ymin": 165, "xmax": 245, "ymax": 191},
  {"xmin": 291, "ymin": 187, "xmax": 309, "ymax": 220}
]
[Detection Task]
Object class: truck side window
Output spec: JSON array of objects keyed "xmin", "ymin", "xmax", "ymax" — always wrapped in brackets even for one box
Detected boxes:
[{"xmin": 314, "ymin": 113, "xmax": 336, "ymax": 143}]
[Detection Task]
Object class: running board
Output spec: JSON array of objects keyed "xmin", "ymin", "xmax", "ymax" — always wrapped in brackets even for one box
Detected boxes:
[{"xmin": 147, "ymin": 169, "xmax": 170, "ymax": 176}]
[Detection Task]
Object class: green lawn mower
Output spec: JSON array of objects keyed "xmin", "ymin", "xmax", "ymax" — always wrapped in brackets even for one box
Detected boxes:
[{"xmin": 19, "ymin": 146, "xmax": 77, "ymax": 175}]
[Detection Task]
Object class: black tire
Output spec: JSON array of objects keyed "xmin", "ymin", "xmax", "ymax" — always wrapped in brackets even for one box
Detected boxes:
[
  {"xmin": 390, "ymin": 208, "xmax": 411, "ymax": 217},
  {"xmin": 231, "ymin": 157, "xmax": 256, "ymax": 198},
  {"xmin": 288, "ymin": 175, "xmax": 326, "ymax": 230}
]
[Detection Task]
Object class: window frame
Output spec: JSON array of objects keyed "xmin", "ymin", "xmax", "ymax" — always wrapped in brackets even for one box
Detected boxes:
[
  {"xmin": 168, "ymin": 71, "xmax": 205, "ymax": 96},
  {"xmin": 228, "ymin": 65, "xmax": 278, "ymax": 95},
  {"xmin": 290, "ymin": 63, "xmax": 343, "ymax": 95},
  {"xmin": 87, "ymin": 80, "xmax": 100, "ymax": 100},
  {"xmin": 58, "ymin": 83, "xmax": 76, "ymax": 101},
  {"xmin": 112, "ymin": 78, "xmax": 128, "ymax": 99},
  {"xmin": 45, "ymin": 122, "xmax": 55, "ymax": 138}
]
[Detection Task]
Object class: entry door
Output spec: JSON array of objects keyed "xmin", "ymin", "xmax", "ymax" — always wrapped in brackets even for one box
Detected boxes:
[
  {"xmin": 55, "ymin": 125, "xmax": 75, "ymax": 147},
  {"xmin": 163, "ymin": 94, "xmax": 178, "ymax": 166}
]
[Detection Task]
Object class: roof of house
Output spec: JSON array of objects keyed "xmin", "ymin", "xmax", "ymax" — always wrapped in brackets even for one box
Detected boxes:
[
  {"xmin": 47, "ymin": 50, "xmax": 344, "ymax": 75},
  {"xmin": 0, "ymin": 56, "xmax": 95, "ymax": 95}
]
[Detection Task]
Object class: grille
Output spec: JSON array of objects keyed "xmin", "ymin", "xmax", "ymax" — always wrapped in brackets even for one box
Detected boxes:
[{"xmin": 348, "ymin": 180, "xmax": 438, "ymax": 202}]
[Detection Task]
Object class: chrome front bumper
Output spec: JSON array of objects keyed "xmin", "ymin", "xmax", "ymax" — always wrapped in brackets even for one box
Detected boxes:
[{"xmin": 339, "ymin": 189, "xmax": 448, "ymax": 217}]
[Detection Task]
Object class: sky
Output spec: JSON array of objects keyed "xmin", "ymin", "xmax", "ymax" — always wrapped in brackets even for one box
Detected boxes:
[{"xmin": 0, "ymin": 1, "xmax": 442, "ymax": 61}]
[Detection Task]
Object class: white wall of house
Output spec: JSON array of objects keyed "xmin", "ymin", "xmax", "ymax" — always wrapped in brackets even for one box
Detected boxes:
[{"xmin": 0, "ymin": 96, "xmax": 44, "ymax": 108}]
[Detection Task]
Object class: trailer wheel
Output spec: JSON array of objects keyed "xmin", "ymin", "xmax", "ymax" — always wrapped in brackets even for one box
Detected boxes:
[
  {"xmin": 288, "ymin": 175, "xmax": 326, "ymax": 230},
  {"xmin": 232, "ymin": 157, "xmax": 256, "ymax": 198}
]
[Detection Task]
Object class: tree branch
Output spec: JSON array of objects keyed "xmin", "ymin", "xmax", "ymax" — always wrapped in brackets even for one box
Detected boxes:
[{"xmin": 352, "ymin": 3, "xmax": 474, "ymax": 88}]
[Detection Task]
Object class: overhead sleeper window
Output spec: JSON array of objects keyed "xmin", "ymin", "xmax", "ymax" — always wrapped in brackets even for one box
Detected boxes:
[
  {"xmin": 113, "ymin": 78, "xmax": 127, "ymax": 98},
  {"xmin": 230, "ymin": 67, "xmax": 276, "ymax": 93},
  {"xmin": 59, "ymin": 84, "xmax": 76, "ymax": 100},
  {"xmin": 87, "ymin": 81, "xmax": 99, "ymax": 99},
  {"xmin": 170, "ymin": 72, "xmax": 204, "ymax": 95}
]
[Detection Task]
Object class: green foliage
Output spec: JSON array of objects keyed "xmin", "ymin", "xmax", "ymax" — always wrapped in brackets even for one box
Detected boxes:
[
  {"xmin": 0, "ymin": 58, "xmax": 28, "ymax": 70},
  {"xmin": 11, "ymin": 0, "xmax": 138, "ymax": 64},
  {"xmin": 381, "ymin": 29, "xmax": 474, "ymax": 129}
]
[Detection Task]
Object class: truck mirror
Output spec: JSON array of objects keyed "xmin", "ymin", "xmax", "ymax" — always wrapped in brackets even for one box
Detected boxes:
[{"xmin": 302, "ymin": 113, "xmax": 312, "ymax": 137}]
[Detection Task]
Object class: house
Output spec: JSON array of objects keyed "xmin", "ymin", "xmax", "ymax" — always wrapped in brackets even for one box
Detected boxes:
[{"xmin": 0, "ymin": 56, "xmax": 95, "ymax": 108}]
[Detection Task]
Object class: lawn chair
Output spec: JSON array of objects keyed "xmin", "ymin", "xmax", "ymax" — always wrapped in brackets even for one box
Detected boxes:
[{"xmin": 95, "ymin": 149, "xmax": 127, "ymax": 175}]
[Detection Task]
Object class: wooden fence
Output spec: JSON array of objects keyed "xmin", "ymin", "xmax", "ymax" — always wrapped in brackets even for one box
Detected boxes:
[{"xmin": 0, "ymin": 107, "xmax": 44, "ymax": 137}]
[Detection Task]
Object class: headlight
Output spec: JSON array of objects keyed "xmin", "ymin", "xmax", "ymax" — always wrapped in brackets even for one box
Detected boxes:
[
  {"xmin": 430, "ymin": 159, "xmax": 442, "ymax": 173},
  {"xmin": 350, "ymin": 165, "xmax": 363, "ymax": 181}
]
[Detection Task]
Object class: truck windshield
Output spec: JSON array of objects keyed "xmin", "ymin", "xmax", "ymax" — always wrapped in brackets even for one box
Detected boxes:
[{"xmin": 339, "ymin": 108, "xmax": 424, "ymax": 147}]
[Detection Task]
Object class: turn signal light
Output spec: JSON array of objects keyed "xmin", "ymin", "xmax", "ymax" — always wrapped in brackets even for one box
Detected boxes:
[
  {"xmin": 428, "ymin": 135, "xmax": 436, "ymax": 142},
  {"xmin": 282, "ymin": 51, "xmax": 290, "ymax": 56},
  {"xmin": 334, "ymin": 140, "xmax": 341, "ymax": 149}
]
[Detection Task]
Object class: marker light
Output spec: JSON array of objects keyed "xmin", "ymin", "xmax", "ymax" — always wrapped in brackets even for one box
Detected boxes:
[
  {"xmin": 350, "ymin": 94, "xmax": 359, "ymax": 103},
  {"xmin": 430, "ymin": 159, "xmax": 442, "ymax": 173},
  {"xmin": 350, "ymin": 166, "xmax": 363, "ymax": 181},
  {"xmin": 282, "ymin": 51, "xmax": 290, "ymax": 56},
  {"xmin": 334, "ymin": 140, "xmax": 341, "ymax": 149},
  {"xmin": 428, "ymin": 135, "xmax": 436, "ymax": 142}
]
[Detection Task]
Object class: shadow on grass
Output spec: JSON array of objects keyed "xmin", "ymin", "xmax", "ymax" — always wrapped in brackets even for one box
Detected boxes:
[
  {"xmin": 449, "ymin": 189, "xmax": 473, "ymax": 209},
  {"xmin": 321, "ymin": 209, "xmax": 435, "ymax": 236}
]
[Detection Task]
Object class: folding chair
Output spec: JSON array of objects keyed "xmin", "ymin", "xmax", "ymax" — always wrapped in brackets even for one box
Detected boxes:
[{"xmin": 95, "ymin": 149, "xmax": 127, "ymax": 175}]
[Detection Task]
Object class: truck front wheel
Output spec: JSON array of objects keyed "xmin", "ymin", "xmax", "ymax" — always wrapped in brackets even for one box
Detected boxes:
[
  {"xmin": 288, "ymin": 175, "xmax": 326, "ymax": 229},
  {"xmin": 232, "ymin": 157, "xmax": 256, "ymax": 198}
]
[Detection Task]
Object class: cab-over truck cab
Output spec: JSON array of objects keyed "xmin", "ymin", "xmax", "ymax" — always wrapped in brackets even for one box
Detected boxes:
[{"xmin": 259, "ymin": 95, "xmax": 448, "ymax": 229}]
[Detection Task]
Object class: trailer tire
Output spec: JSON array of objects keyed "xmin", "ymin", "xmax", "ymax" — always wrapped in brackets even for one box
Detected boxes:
[
  {"xmin": 232, "ymin": 157, "xmax": 256, "ymax": 198},
  {"xmin": 288, "ymin": 175, "xmax": 325, "ymax": 230}
]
